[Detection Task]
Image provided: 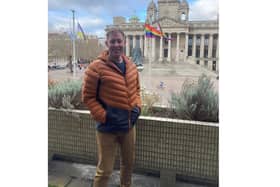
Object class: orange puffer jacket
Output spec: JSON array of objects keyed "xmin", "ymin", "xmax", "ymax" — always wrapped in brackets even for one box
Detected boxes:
[{"xmin": 82, "ymin": 50, "xmax": 142, "ymax": 132}]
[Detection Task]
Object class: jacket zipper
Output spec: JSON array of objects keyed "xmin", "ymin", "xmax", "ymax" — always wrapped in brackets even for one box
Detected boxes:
[
  {"xmin": 124, "ymin": 74, "xmax": 131, "ymax": 129},
  {"xmin": 128, "ymin": 111, "xmax": 131, "ymax": 129},
  {"xmin": 109, "ymin": 59, "xmax": 131, "ymax": 129}
]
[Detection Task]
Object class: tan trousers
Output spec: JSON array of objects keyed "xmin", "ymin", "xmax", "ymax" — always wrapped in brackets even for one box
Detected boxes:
[{"xmin": 93, "ymin": 127, "xmax": 136, "ymax": 187}]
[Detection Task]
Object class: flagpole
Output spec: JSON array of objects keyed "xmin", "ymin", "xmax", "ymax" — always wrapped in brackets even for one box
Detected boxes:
[
  {"xmin": 71, "ymin": 9, "xmax": 76, "ymax": 77},
  {"xmin": 148, "ymin": 36, "xmax": 152, "ymax": 91}
]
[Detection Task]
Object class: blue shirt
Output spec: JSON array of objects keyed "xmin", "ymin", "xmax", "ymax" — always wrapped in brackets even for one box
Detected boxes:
[{"xmin": 113, "ymin": 61, "xmax": 126, "ymax": 75}]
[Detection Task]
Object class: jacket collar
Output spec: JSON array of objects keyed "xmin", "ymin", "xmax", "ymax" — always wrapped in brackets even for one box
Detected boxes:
[{"xmin": 97, "ymin": 50, "xmax": 132, "ymax": 75}]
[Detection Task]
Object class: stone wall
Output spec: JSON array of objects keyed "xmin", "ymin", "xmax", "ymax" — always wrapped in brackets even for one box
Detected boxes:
[{"xmin": 48, "ymin": 108, "xmax": 218, "ymax": 185}]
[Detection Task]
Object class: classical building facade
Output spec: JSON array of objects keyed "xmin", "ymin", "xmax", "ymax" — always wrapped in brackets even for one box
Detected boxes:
[{"xmin": 105, "ymin": 0, "xmax": 219, "ymax": 72}]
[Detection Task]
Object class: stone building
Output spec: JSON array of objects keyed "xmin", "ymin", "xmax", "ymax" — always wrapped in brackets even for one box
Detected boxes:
[
  {"xmin": 48, "ymin": 32, "xmax": 105, "ymax": 63},
  {"xmin": 105, "ymin": 0, "xmax": 219, "ymax": 72}
]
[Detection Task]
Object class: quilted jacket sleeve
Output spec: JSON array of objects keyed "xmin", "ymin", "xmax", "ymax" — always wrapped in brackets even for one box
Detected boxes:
[
  {"xmin": 135, "ymin": 71, "xmax": 142, "ymax": 112},
  {"xmin": 82, "ymin": 62, "xmax": 106, "ymax": 123}
]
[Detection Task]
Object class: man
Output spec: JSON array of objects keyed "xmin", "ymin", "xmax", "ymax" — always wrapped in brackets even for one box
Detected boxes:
[{"xmin": 82, "ymin": 29, "xmax": 142, "ymax": 187}]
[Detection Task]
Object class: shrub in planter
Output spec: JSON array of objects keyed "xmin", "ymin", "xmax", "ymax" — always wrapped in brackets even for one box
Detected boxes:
[
  {"xmin": 48, "ymin": 78, "xmax": 58, "ymax": 88},
  {"xmin": 140, "ymin": 87, "xmax": 161, "ymax": 116},
  {"xmin": 169, "ymin": 74, "xmax": 219, "ymax": 122},
  {"xmin": 48, "ymin": 79, "xmax": 83, "ymax": 109}
]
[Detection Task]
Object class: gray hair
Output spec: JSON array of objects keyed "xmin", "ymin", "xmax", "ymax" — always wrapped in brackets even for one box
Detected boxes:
[{"xmin": 106, "ymin": 28, "xmax": 125, "ymax": 39}]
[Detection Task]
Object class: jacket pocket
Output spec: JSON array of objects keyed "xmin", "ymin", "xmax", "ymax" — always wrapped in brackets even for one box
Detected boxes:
[
  {"xmin": 131, "ymin": 106, "xmax": 140, "ymax": 125},
  {"xmin": 98, "ymin": 105, "xmax": 129, "ymax": 132}
]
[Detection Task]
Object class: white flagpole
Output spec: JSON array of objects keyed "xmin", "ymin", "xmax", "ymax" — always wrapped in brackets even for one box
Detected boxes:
[
  {"xmin": 71, "ymin": 9, "xmax": 76, "ymax": 77},
  {"xmin": 148, "ymin": 36, "xmax": 152, "ymax": 91}
]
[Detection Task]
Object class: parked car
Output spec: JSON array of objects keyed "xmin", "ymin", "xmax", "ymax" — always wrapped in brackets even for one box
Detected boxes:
[
  {"xmin": 48, "ymin": 64, "xmax": 66, "ymax": 70},
  {"xmin": 136, "ymin": 64, "xmax": 144, "ymax": 72}
]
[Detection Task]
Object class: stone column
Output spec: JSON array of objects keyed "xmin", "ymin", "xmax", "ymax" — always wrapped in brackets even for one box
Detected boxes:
[
  {"xmin": 200, "ymin": 34, "xmax": 205, "ymax": 65},
  {"xmin": 176, "ymin": 33, "xmax": 180, "ymax": 62},
  {"xmin": 144, "ymin": 35, "xmax": 147, "ymax": 57},
  {"xmin": 192, "ymin": 34, "xmax": 196, "ymax": 58},
  {"xmin": 184, "ymin": 33, "xmax": 189, "ymax": 62},
  {"xmin": 208, "ymin": 34, "xmax": 213, "ymax": 58},
  {"xmin": 133, "ymin": 35, "xmax": 136, "ymax": 49},
  {"xmin": 208, "ymin": 34, "xmax": 213, "ymax": 70},
  {"xmin": 152, "ymin": 36, "xmax": 156, "ymax": 61},
  {"xmin": 149, "ymin": 37, "xmax": 152, "ymax": 61},
  {"xmin": 216, "ymin": 35, "xmax": 219, "ymax": 72},
  {"xmin": 140, "ymin": 35, "xmax": 143, "ymax": 56},
  {"xmin": 167, "ymin": 33, "xmax": 171, "ymax": 62},
  {"xmin": 126, "ymin": 35, "xmax": 130, "ymax": 56},
  {"xmin": 159, "ymin": 36, "xmax": 163, "ymax": 62},
  {"xmin": 216, "ymin": 35, "xmax": 219, "ymax": 58}
]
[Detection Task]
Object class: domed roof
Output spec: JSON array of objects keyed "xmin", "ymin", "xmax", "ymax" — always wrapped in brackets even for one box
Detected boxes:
[
  {"xmin": 129, "ymin": 15, "xmax": 140, "ymax": 23},
  {"xmin": 181, "ymin": 0, "xmax": 189, "ymax": 7},
  {"xmin": 148, "ymin": 0, "xmax": 156, "ymax": 9},
  {"xmin": 158, "ymin": 0, "xmax": 180, "ymax": 2}
]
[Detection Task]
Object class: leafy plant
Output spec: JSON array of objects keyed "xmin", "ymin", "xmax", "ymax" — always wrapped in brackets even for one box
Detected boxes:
[
  {"xmin": 169, "ymin": 74, "xmax": 219, "ymax": 122},
  {"xmin": 48, "ymin": 79, "xmax": 83, "ymax": 109},
  {"xmin": 48, "ymin": 78, "xmax": 58, "ymax": 89},
  {"xmin": 140, "ymin": 87, "xmax": 161, "ymax": 116}
]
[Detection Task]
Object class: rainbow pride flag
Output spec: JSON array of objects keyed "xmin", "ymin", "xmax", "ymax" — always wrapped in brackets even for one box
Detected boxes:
[{"xmin": 144, "ymin": 23, "xmax": 163, "ymax": 38}]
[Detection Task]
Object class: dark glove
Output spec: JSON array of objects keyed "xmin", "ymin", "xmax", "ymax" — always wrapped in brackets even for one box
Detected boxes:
[{"xmin": 131, "ymin": 107, "xmax": 140, "ymax": 125}]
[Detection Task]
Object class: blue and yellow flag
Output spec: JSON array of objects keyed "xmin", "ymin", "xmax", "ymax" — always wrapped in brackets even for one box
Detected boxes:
[{"xmin": 77, "ymin": 22, "xmax": 86, "ymax": 40}]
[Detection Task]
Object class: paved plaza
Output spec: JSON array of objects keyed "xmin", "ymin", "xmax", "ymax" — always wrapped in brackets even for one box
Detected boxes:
[
  {"xmin": 49, "ymin": 160, "xmax": 209, "ymax": 187},
  {"xmin": 48, "ymin": 61, "xmax": 218, "ymax": 106}
]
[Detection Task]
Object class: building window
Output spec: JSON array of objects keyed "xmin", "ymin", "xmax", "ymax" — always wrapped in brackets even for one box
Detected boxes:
[
  {"xmin": 188, "ymin": 36, "xmax": 193, "ymax": 45},
  {"xmin": 195, "ymin": 36, "xmax": 201, "ymax": 57},
  {"xmin": 188, "ymin": 36, "xmax": 193, "ymax": 56},
  {"xmin": 196, "ymin": 36, "xmax": 201, "ymax": 46},
  {"xmin": 213, "ymin": 61, "xmax": 216, "ymax": 71},
  {"xmin": 204, "ymin": 46, "xmax": 208, "ymax": 58},
  {"xmin": 164, "ymin": 38, "xmax": 168, "ymax": 45},
  {"xmin": 181, "ymin": 12, "xmax": 186, "ymax": 21},
  {"xmin": 204, "ymin": 35, "xmax": 209, "ymax": 46},
  {"xmin": 129, "ymin": 36, "xmax": 133, "ymax": 56},
  {"xmin": 188, "ymin": 48, "xmax": 192, "ymax": 56},
  {"xmin": 212, "ymin": 34, "xmax": 218, "ymax": 58},
  {"xmin": 196, "ymin": 46, "xmax": 200, "ymax": 58},
  {"xmin": 204, "ymin": 61, "xmax": 208, "ymax": 67},
  {"xmin": 212, "ymin": 46, "xmax": 217, "ymax": 58},
  {"xmin": 164, "ymin": 49, "xmax": 168, "ymax": 57},
  {"xmin": 196, "ymin": 60, "xmax": 200, "ymax": 64},
  {"xmin": 136, "ymin": 35, "xmax": 140, "ymax": 48}
]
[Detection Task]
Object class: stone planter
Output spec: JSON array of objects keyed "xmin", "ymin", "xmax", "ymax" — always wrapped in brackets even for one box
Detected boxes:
[{"xmin": 48, "ymin": 108, "xmax": 219, "ymax": 186}]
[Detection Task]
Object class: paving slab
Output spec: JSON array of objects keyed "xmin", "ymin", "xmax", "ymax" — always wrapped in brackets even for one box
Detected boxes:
[
  {"xmin": 67, "ymin": 178, "xmax": 92, "ymax": 187},
  {"xmin": 48, "ymin": 174, "xmax": 72, "ymax": 187}
]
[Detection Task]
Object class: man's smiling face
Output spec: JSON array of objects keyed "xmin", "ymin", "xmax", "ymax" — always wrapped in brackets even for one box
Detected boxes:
[{"xmin": 106, "ymin": 31, "xmax": 125, "ymax": 61}]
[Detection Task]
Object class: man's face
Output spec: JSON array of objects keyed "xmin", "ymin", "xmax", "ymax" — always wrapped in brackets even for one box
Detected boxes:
[{"xmin": 106, "ymin": 32, "xmax": 125, "ymax": 59}]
